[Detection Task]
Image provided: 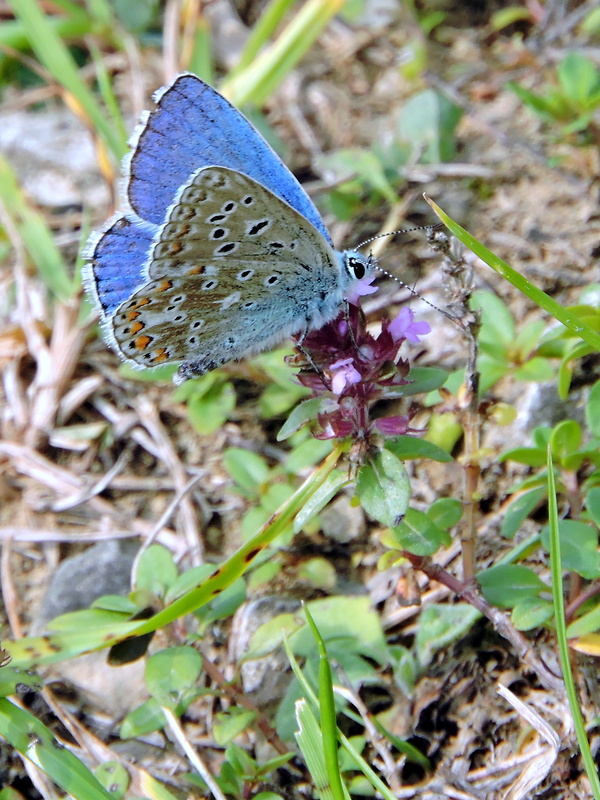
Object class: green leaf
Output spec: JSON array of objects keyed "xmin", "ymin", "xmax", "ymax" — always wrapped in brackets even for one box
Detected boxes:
[
  {"xmin": 585, "ymin": 380, "xmax": 600, "ymax": 437},
  {"xmin": 187, "ymin": 379, "xmax": 236, "ymax": 435},
  {"xmin": 262, "ymin": 482, "xmax": 295, "ymax": 513},
  {"xmin": 427, "ymin": 498, "xmax": 463, "ymax": 530},
  {"xmin": 385, "ymin": 436, "xmax": 452, "ymax": 462},
  {"xmin": 245, "ymin": 613, "xmax": 302, "ymax": 660},
  {"xmin": 397, "ymin": 89, "xmax": 462, "ymax": 163},
  {"xmin": 499, "ymin": 447, "xmax": 547, "ymax": 467},
  {"xmin": 514, "ymin": 319, "xmax": 546, "ymax": 357},
  {"xmin": 584, "ymin": 486, "xmax": 600, "ymax": 527},
  {"xmin": 391, "ymin": 507, "xmax": 451, "ymax": 556},
  {"xmin": 509, "ymin": 81, "xmax": 557, "ymax": 119},
  {"xmin": 135, "ymin": 544, "xmax": 178, "ymax": 597},
  {"xmin": 0, "ymin": 698, "xmax": 114, "ymax": 800},
  {"xmin": 298, "ymin": 557, "xmax": 336, "ymax": 590},
  {"xmin": 356, "ymin": 449, "xmax": 410, "ymax": 527},
  {"xmin": 110, "ymin": 0, "xmax": 159, "ymax": 33},
  {"xmin": 120, "ymin": 697, "xmax": 167, "ymax": 738},
  {"xmin": 511, "ymin": 597, "xmax": 554, "ymax": 631},
  {"xmin": 567, "ymin": 601, "xmax": 600, "ymax": 638},
  {"xmin": 500, "ymin": 487, "xmax": 546, "ymax": 539},
  {"xmin": 223, "ymin": 448, "xmax": 269, "ymax": 492},
  {"xmin": 145, "ymin": 646, "xmax": 202, "ymax": 711},
  {"xmin": 389, "ymin": 645, "xmax": 417, "ymax": 696},
  {"xmin": 222, "ymin": 0, "xmax": 351, "ymax": 107},
  {"xmin": 558, "ymin": 52, "xmax": 600, "ymax": 106},
  {"xmin": 225, "ymin": 742, "xmax": 257, "ymax": 777},
  {"xmin": 316, "ymin": 148, "xmax": 398, "ymax": 203},
  {"xmin": 278, "ymin": 398, "xmax": 337, "ymax": 440},
  {"xmin": 472, "ymin": 290, "xmax": 515, "ymax": 345},
  {"xmin": 291, "ymin": 596, "xmax": 389, "ymax": 665},
  {"xmin": 550, "ymin": 419, "xmax": 582, "ymax": 462},
  {"xmin": 94, "ymin": 762, "xmax": 129, "ymax": 798},
  {"xmin": 259, "ymin": 383, "xmax": 303, "ymax": 419},
  {"xmin": 293, "ymin": 469, "xmax": 348, "ymax": 533},
  {"xmin": 196, "ymin": 578, "xmax": 246, "ymax": 629},
  {"xmin": 541, "ymin": 520, "xmax": 600, "ymax": 579},
  {"xmin": 424, "ymin": 412, "xmax": 463, "ymax": 453},
  {"xmin": 164, "ymin": 564, "xmax": 215, "ymax": 604},
  {"xmin": 389, "ymin": 366, "xmax": 448, "ymax": 396},
  {"xmin": 214, "ymin": 708, "xmax": 256, "ymax": 746},
  {"xmin": 477, "ymin": 564, "xmax": 546, "ymax": 607},
  {"xmin": 285, "ymin": 438, "xmax": 333, "ymax": 473},
  {"xmin": 513, "ymin": 357, "xmax": 555, "ymax": 382},
  {"xmin": 415, "ymin": 604, "xmax": 481, "ymax": 667},
  {"xmin": 0, "ymin": 666, "xmax": 42, "ymax": 697},
  {"xmin": 490, "ymin": 6, "xmax": 535, "ymax": 30}
]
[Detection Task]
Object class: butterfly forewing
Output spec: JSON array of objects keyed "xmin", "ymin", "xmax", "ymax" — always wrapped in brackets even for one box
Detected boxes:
[{"xmin": 110, "ymin": 167, "xmax": 344, "ymax": 374}]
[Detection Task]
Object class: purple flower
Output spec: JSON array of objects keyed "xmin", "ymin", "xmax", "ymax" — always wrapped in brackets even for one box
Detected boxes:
[
  {"xmin": 346, "ymin": 274, "xmax": 378, "ymax": 305},
  {"xmin": 329, "ymin": 358, "xmax": 361, "ymax": 395},
  {"xmin": 289, "ymin": 289, "xmax": 430, "ymax": 442},
  {"xmin": 388, "ymin": 307, "xmax": 431, "ymax": 343},
  {"xmin": 373, "ymin": 415, "xmax": 410, "ymax": 436}
]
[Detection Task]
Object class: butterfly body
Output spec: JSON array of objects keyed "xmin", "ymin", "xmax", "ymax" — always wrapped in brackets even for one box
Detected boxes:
[{"xmin": 84, "ymin": 75, "xmax": 372, "ymax": 382}]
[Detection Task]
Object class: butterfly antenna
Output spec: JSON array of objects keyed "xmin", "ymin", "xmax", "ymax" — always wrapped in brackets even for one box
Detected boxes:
[
  {"xmin": 357, "ymin": 222, "xmax": 444, "ymax": 251},
  {"xmin": 359, "ymin": 224, "xmax": 456, "ymax": 323}
]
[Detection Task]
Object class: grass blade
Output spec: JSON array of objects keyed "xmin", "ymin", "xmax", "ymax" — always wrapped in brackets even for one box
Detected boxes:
[
  {"xmin": 7, "ymin": 0, "xmax": 126, "ymax": 159},
  {"xmin": 547, "ymin": 447, "xmax": 600, "ymax": 799},
  {"xmin": 222, "ymin": 0, "xmax": 345, "ymax": 106},
  {"xmin": 427, "ymin": 197, "xmax": 600, "ymax": 353}
]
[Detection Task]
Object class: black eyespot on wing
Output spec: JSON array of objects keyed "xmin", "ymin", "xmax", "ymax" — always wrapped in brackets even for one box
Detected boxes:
[{"xmin": 248, "ymin": 219, "xmax": 270, "ymax": 236}]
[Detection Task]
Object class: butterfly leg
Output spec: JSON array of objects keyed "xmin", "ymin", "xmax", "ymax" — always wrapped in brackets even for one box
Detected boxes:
[{"xmin": 295, "ymin": 327, "xmax": 331, "ymax": 390}]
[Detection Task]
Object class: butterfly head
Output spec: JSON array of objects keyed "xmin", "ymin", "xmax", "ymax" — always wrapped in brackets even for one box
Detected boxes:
[{"xmin": 342, "ymin": 250, "xmax": 378, "ymax": 304}]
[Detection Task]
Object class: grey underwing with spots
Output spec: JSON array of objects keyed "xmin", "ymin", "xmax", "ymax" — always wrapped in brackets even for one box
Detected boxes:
[{"xmin": 84, "ymin": 76, "xmax": 373, "ymax": 383}]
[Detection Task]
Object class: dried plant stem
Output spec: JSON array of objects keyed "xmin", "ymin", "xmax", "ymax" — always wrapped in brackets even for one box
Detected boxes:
[{"xmin": 403, "ymin": 551, "xmax": 565, "ymax": 694}]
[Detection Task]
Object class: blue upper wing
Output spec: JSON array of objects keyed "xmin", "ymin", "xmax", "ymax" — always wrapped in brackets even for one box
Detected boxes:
[
  {"xmin": 126, "ymin": 74, "xmax": 332, "ymax": 245},
  {"xmin": 84, "ymin": 216, "xmax": 155, "ymax": 317}
]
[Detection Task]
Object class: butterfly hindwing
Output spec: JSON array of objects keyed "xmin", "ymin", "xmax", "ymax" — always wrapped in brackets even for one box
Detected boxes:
[{"xmin": 110, "ymin": 167, "xmax": 346, "ymax": 376}]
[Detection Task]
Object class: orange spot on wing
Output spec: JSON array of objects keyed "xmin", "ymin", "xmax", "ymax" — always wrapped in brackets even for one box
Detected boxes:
[
  {"xmin": 129, "ymin": 321, "xmax": 145, "ymax": 334},
  {"xmin": 130, "ymin": 297, "xmax": 151, "ymax": 309},
  {"xmin": 134, "ymin": 335, "xmax": 153, "ymax": 351},
  {"xmin": 151, "ymin": 348, "xmax": 169, "ymax": 363},
  {"xmin": 158, "ymin": 280, "xmax": 173, "ymax": 292},
  {"xmin": 126, "ymin": 310, "xmax": 141, "ymax": 321},
  {"xmin": 187, "ymin": 265, "xmax": 206, "ymax": 275}
]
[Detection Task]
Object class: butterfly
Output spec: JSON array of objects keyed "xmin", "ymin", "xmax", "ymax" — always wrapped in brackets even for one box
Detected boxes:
[{"xmin": 84, "ymin": 74, "xmax": 374, "ymax": 384}]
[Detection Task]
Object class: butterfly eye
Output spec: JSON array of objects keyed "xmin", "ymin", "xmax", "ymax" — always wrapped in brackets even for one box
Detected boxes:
[{"xmin": 347, "ymin": 255, "xmax": 366, "ymax": 280}]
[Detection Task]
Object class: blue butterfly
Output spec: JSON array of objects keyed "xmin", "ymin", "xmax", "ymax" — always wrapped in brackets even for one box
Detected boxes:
[{"xmin": 84, "ymin": 74, "xmax": 374, "ymax": 383}]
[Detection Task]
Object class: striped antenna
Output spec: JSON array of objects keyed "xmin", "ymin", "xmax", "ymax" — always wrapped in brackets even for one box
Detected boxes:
[
  {"xmin": 358, "ymin": 224, "xmax": 455, "ymax": 321},
  {"xmin": 356, "ymin": 222, "xmax": 444, "ymax": 251}
]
